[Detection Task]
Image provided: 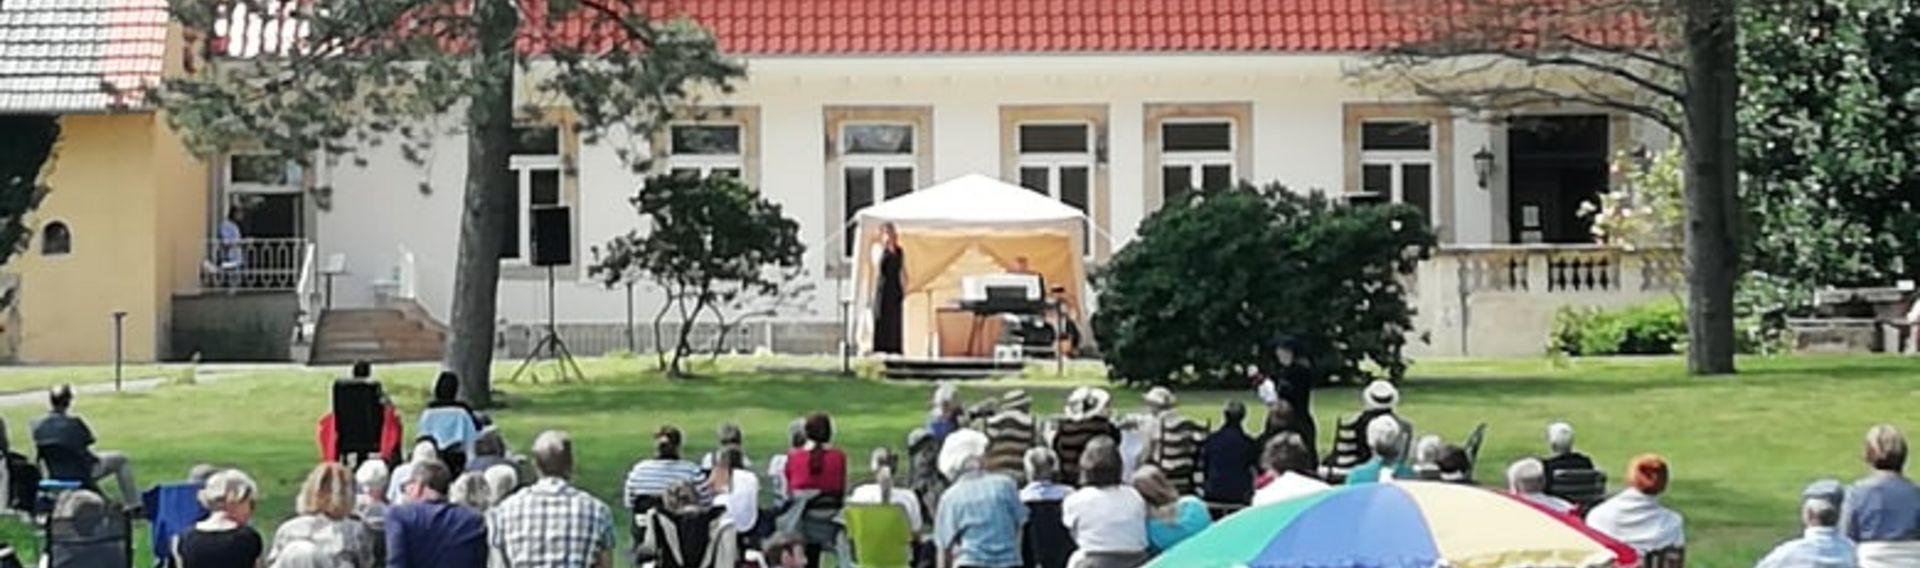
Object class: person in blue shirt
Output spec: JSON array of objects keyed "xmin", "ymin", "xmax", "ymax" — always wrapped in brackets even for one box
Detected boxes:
[
  {"xmin": 1756, "ymin": 479, "xmax": 1856, "ymax": 568},
  {"xmin": 934, "ymin": 430, "xmax": 1026, "ymax": 568},
  {"xmin": 1346, "ymin": 416, "xmax": 1416, "ymax": 485},
  {"xmin": 1133, "ymin": 466, "xmax": 1211, "ymax": 552},
  {"xmin": 386, "ymin": 460, "xmax": 487, "ymax": 568},
  {"xmin": 1843, "ymin": 424, "xmax": 1920, "ymax": 565},
  {"xmin": 1200, "ymin": 401, "xmax": 1258, "ymax": 506}
]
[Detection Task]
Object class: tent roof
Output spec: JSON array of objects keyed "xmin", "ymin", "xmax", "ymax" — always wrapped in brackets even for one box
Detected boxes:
[{"xmin": 856, "ymin": 174, "xmax": 1088, "ymax": 225}]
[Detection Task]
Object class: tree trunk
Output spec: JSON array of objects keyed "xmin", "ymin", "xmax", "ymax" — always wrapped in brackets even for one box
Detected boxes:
[
  {"xmin": 1682, "ymin": 0, "xmax": 1740, "ymax": 375},
  {"xmin": 442, "ymin": 0, "xmax": 518, "ymax": 407}
]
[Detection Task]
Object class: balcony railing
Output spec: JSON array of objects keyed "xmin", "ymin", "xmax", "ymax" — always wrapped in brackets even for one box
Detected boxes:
[
  {"xmin": 201, "ymin": 238, "xmax": 309, "ymax": 291},
  {"xmin": 1438, "ymin": 244, "xmax": 1683, "ymax": 296}
]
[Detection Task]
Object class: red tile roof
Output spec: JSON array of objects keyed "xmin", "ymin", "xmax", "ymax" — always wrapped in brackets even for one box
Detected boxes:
[
  {"xmin": 212, "ymin": 0, "xmax": 1649, "ymax": 59},
  {"xmin": 1, "ymin": 0, "xmax": 170, "ymax": 113}
]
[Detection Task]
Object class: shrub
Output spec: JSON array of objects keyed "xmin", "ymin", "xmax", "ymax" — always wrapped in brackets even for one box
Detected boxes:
[
  {"xmin": 1091, "ymin": 183, "xmax": 1437, "ymax": 388},
  {"xmin": 1549, "ymin": 299, "xmax": 1688, "ymax": 356}
]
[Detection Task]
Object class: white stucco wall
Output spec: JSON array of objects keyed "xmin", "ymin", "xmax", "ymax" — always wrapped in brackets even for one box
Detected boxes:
[{"xmin": 305, "ymin": 53, "xmax": 1670, "ymax": 345}]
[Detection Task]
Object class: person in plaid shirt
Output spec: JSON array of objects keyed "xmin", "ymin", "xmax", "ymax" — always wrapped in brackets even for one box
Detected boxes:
[{"xmin": 488, "ymin": 430, "xmax": 616, "ymax": 568}]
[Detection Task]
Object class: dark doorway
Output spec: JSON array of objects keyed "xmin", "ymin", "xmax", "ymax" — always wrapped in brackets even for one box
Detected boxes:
[{"xmin": 1507, "ymin": 115, "xmax": 1610, "ymax": 244}]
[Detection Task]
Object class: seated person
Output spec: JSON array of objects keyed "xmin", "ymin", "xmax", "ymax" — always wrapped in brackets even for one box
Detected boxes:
[
  {"xmin": 1541, "ymin": 422, "xmax": 1597, "ymax": 486},
  {"xmin": 1755, "ymin": 479, "xmax": 1854, "ymax": 568},
  {"xmin": 1506, "ymin": 459, "xmax": 1575, "ymax": 515},
  {"xmin": 1435, "ymin": 445, "xmax": 1474, "ymax": 484},
  {"xmin": 418, "ymin": 372, "xmax": 481, "ymax": 473},
  {"xmin": 33, "ymin": 385, "xmax": 139, "ymax": 506},
  {"xmin": 1345, "ymin": 417, "xmax": 1415, "ymax": 486},
  {"xmin": 1587, "ymin": 455, "xmax": 1686, "ymax": 554},
  {"xmin": 319, "ymin": 362, "xmax": 403, "ymax": 464},
  {"xmin": 849, "ymin": 447, "xmax": 924, "ymax": 534}
]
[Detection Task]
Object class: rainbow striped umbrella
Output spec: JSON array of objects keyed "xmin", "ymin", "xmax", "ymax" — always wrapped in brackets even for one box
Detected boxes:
[{"xmin": 1148, "ymin": 481, "xmax": 1639, "ymax": 568}]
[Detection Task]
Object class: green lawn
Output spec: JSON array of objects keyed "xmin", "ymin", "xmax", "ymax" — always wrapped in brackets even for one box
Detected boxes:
[{"xmin": 0, "ymin": 354, "xmax": 1911, "ymax": 567}]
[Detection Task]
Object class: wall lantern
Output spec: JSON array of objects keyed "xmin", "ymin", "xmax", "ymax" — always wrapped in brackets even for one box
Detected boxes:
[{"xmin": 1473, "ymin": 145, "xmax": 1496, "ymax": 189}]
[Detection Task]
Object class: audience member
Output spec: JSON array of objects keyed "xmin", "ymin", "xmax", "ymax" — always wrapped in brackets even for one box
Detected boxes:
[
  {"xmin": 387, "ymin": 440, "xmax": 440, "ymax": 504},
  {"xmin": 488, "ymin": 430, "xmax": 616, "ymax": 568},
  {"xmin": 483, "ymin": 464, "xmax": 520, "ymax": 506},
  {"xmin": 761, "ymin": 532, "xmax": 809, "ymax": 568},
  {"xmin": 32, "ymin": 384, "xmax": 140, "ymax": 505},
  {"xmin": 785, "ymin": 413, "xmax": 848, "ymax": 497},
  {"xmin": 173, "ymin": 469, "xmax": 263, "ymax": 568},
  {"xmin": 1346, "ymin": 416, "xmax": 1414, "ymax": 485},
  {"xmin": 1323, "ymin": 381, "xmax": 1405, "ymax": 476},
  {"xmin": 701, "ymin": 422, "xmax": 751, "ymax": 472},
  {"xmin": 1022, "ymin": 447, "xmax": 1073, "ymax": 503},
  {"xmin": 708, "ymin": 446, "xmax": 761, "ymax": 533},
  {"xmin": 906, "ymin": 428, "xmax": 947, "ymax": 531},
  {"xmin": 984, "ymin": 390, "xmax": 1037, "ymax": 480},
  {"xmin": 1505, "ymin": 459, "xmax": 1575, "ymax": 515},
  {"xmin": 768, "ymin": 419, "xmax": 804, "ymax": 508},
  {"xmin": 1410, "ymin": 435, "xmax": 1445, "ymax": 480},
  {"xmin": 1435, "ymin": 445, "xmax": 1473, "ymax": 484},
  {"xmin": 1587, "ymin": 454, "xmax": 1686, "ymax": 554},
  {"xmin": 1139, "ymin": 388, "xmax": 1205, "ymax": 495},
  {"xmin": 271, "ymin": 462, "xmax": 378, "ymax": 567},
  {"xmin": 1132, "ymin": 465, "xmax": 1210, "ymax": 553},
  {"xmin": 418, "ymin": 372, "xmax": 482, "ymax": 473},
  {"xmin": 1201, "ymin": 401, "xmax": 1258, "ymax": 506},
  {"xmin": 467, "ymin": 427, "xmax": 510, "ymax": 473},
  {"xmin": 933, "ymin": 429, "xmax": 1025, "ymax": 568},
  {"xmin": 1054, "ymin": 388, "xmax": 1120, "ymax": 488},
  {"xmin": 387, "ymin": 460, "xmax": 487, "ymax": 568},
  {"xmin": 849, "ymin": 447, "xmax": 924, "ymax": 534},
  {"xmin": 1256, "ymin": 337, "xmax": 1319, "ymax": 465},
  {"xmin": 623, "ymin": 426, "xmax": 703, "ymax": 510},
  {"xmin": 1251, "ymin": 433, "xmax": 1329, "ymax": 506},
  {"xmin": 1756, "ymin": 479, "xmax": 1856, "ymax": 568},
  {"xmin": 928, "ymin": 385, "xmax": 963, "ymax": 442},
  {"xmin": 353, "ymin": 461, "xmax": 390, "ymax": 531},
  {"xmin": 1845, "ymin": 424, "xmax": 1920, "ymax": 566},
  {"xmin": 1062, "ymin": 437, "xmax": 1149, "ymax": 568},
  {"xmin": 450, "ymin": 472, "xmax": 494, "ymax": 512},
  {"xmin": 1542, "ymin": 422, "xmax": 1597, "ymax": 483}
]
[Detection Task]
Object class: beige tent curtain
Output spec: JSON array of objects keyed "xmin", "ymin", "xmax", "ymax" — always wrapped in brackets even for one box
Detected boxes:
[{"xmin": 853, "ymin": 224, "xmax": 1086, "ymax": 357}]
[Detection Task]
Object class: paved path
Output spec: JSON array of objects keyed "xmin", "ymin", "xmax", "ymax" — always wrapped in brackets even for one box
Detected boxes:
[{"xmin": 0, "ymin": 363, "xmax": 320, "ymax": 408}]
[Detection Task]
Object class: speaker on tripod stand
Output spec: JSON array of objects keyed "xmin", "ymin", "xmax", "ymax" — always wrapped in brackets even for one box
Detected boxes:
[{"xmin": 509, "ymin": 205, "xmax": 585, "ymax": 383}]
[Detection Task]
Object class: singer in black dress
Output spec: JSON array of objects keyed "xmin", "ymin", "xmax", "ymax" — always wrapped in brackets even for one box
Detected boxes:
[{"xmin": 873, "ymin": 223, "xmax": 906, "ymax": 354}]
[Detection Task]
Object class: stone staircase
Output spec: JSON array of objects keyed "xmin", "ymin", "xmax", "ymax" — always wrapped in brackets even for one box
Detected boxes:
[{"xmin": 310, "ymin": 304, "xmax": 446, "ymax": 365}]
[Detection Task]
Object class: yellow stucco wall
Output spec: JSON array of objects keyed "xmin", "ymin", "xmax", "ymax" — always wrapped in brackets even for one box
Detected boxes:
[{"xmin": 10, "ymin": 113, "xmax": 206, "ymax": 363}]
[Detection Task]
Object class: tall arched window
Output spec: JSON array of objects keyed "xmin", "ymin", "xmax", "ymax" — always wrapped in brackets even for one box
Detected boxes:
[{"xmin": 41, "ymin": 221, "xmax": 71, "ymax": 256}]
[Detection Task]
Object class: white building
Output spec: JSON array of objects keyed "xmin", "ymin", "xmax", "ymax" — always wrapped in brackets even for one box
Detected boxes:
[{"xmin": 203, "ymin": 0, "xmax": 1680, "ymax": 362}]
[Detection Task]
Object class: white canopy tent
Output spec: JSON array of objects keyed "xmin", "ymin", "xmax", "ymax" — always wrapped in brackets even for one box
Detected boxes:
[{"xmin": 850, "ymin": 174, "xmax": 1092, "ymax": 358}]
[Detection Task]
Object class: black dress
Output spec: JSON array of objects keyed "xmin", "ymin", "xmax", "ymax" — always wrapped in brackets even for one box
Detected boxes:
[
  {"xmin": 171, "ymin": 525, "xmax": 263, "ymax": 568},
  {"xmin": 1258, "ymin": 365, "xmax": 1320, "ymax": 467},
  {"xmin": 873, "ymin": 246, "xmax": 905, "ymax": 354}
]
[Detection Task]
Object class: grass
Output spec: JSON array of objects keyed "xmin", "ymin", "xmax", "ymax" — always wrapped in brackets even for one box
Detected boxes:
[
  {"xmin": 0, "ymin": 354, "xmax": 1913, "ymax": 567},
  {"xmin": 0, "ymin": 364, "xmax": 169, "ymax": 394}
]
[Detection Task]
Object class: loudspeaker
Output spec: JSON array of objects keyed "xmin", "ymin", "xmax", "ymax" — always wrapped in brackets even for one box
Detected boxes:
[{"xmin": 531, "ymin": 205, "xmax": 572, "ymax": 266}]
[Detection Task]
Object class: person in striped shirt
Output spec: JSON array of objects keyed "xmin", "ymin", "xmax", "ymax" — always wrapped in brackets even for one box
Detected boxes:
[{"xmin": 621, "ymin": 426, "xmax": 703, "ymax": 511}]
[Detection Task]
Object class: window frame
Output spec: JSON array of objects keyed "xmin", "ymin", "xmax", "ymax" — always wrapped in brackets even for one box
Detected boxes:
[
  {"xmin": 1356, "ymin": 118, "xmax": 1439, "ymax": 218},
  {"xmin": 840, "ymin": 121, "xmax": 920, "ymax": 259},
  {"xmin": 40, "ymin": 220, "xmax": 71, "ymax": 257},
  {"xmin": 665, "ymin": 121, "xmax": 746, "ymax": 180},
  {"xmin": 1158, "ymin": 118, "xmax": 1237, "ymax": 197},
  {"xmin": 504, "ymin": 136, "xmax": 567, "ymax": 265},
  {"xmin": 1016, "ymin": 120, "xmax": 1098, "ymax": 257},
  {"xmin": 224, "ymin": 153, "xmax": 304, "ymax": 195}
]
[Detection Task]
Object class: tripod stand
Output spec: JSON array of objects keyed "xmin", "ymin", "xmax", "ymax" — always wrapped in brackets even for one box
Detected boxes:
[{"xmin": 509, "ymin": 265, "xmax": 585, "ymax": 383}]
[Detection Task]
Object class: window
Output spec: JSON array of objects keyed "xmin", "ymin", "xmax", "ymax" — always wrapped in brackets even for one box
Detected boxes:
[
  {"xmin": 1358, "ymin": 120, "xmax": 1437, "ymax": 222},
  {"xmin": 1160, "ymin": 121, "xmax": 1235, "ymax": 203},
  {"xmin": 1016, "ymin": 122, "xmax": 1094, "ymax": 255},
  {"xmin": 222, "ymin": 153, "xmax": 304, "ymax": 239},
  {"xmin": 666, "ymin": 123, "xmax": 744, "ymax": 180},
  {"xmin": 505, "ymin": 124, "xmax": 565, "ymax": 262},
  {"xmin": 41, "ymin": 221, "xmax": 70, "ymax": 256},
  {"xmin": 840, "ymin": 123, "xmax": 916, "ymax": 256}
]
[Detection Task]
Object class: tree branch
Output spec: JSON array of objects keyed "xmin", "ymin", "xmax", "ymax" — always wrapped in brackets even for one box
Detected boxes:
[{"xmin": 1557, "ymin": 33, "xmax": 1684, "ymax": 73}]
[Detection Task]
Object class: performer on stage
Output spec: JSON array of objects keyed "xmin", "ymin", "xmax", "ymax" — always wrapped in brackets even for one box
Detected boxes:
[
  {"xmin": 1255, "ymin": 336, "xmax": 1319, "ymax": 466},
  {"xmin": 872, "ymin": 223, "xmax": 906, "ymax": 354}
]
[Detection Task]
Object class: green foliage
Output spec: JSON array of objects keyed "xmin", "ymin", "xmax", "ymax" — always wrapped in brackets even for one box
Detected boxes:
[
  {"xmin": 589, "ymin": 175, "xmax": 805, "ymax": 376},
  {"xmin": 1740, "ymin": 0, "xmax": 1920, "ymax": 289},
  {"xmin": 1584, "ymin": 143, "xmax": 1685, "ymax": 249},
  {"xmin": 0, "ymin": 116, "xmax": 58, "ymax": 270},
  {"xmin": 1549, "ymin": 299, "xmax": 1688, "ymax": 357},
  {"xmin": 1092, "ymin": 183, "xmax": 1437, "ymax": 388}
]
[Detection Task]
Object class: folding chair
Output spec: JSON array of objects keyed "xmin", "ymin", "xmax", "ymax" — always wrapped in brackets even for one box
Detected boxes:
[
  {"xmin": 1022, "ymin": 500, "xmax": 1074, "ymax": 568},
  {"xmin": 43, "ymin": 489, "xmax": 130, "ymax": 568},
  {"xmin": 1641, "ymin": 546, "xmax": 1685, "ymax": 568},
  {"xmin": 843, "ymin": 505, "xmax": 912, "ymax": 568},
  {"xmin": 1461, "ymin": 423, "xmax": 1488, "ymax": 470},
  {"xmin": 1547, "ymin": 469, "xmax": 1609, "ymax": 515}
]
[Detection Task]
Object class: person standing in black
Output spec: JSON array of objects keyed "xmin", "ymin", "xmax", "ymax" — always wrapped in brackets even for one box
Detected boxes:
[
  {"xmin": 1256, "ymin": 337, "xmax": 1319, "ymax": 467},
  {"xmin": 872, "ymin": 223, "xmax": 906, "ymax": 354}
]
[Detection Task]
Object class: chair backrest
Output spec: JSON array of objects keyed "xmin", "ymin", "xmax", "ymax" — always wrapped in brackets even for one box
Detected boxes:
[
  {"xmin": 45, "ymin": 493, "xmax": 130, "ymax": 568},
  {"xmin": 1548, "ymin": 469, "xmax": 1609, "ymax": 510},
  {"xmin": 1461, "ymin": 423, "xmax": 1488, "ymax": 468},
  {"xmin": 142, "ymin": 483, "xmax": 206, "ymax": 568},
  {"xmin": 843, "ymin": 504, "xmax": 913, "ymax": 568},
  {"xmin": 35, "ymin": 445, "xmax": 92, "ymax": 485},
  {"xmin": 1640, "ymin": 546, "xmax": 1684, "ymax": 568},
  {"xmin": 331, "ymin": 381, "xmax": 384, "ymax": 454},
  {"xmin": 648, "ymin": 508, "xmax": 724, "ymax": 568},
  {"xmin": 1022, "ymin": 500, "xmax": 1075, "ymax": 568}
]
